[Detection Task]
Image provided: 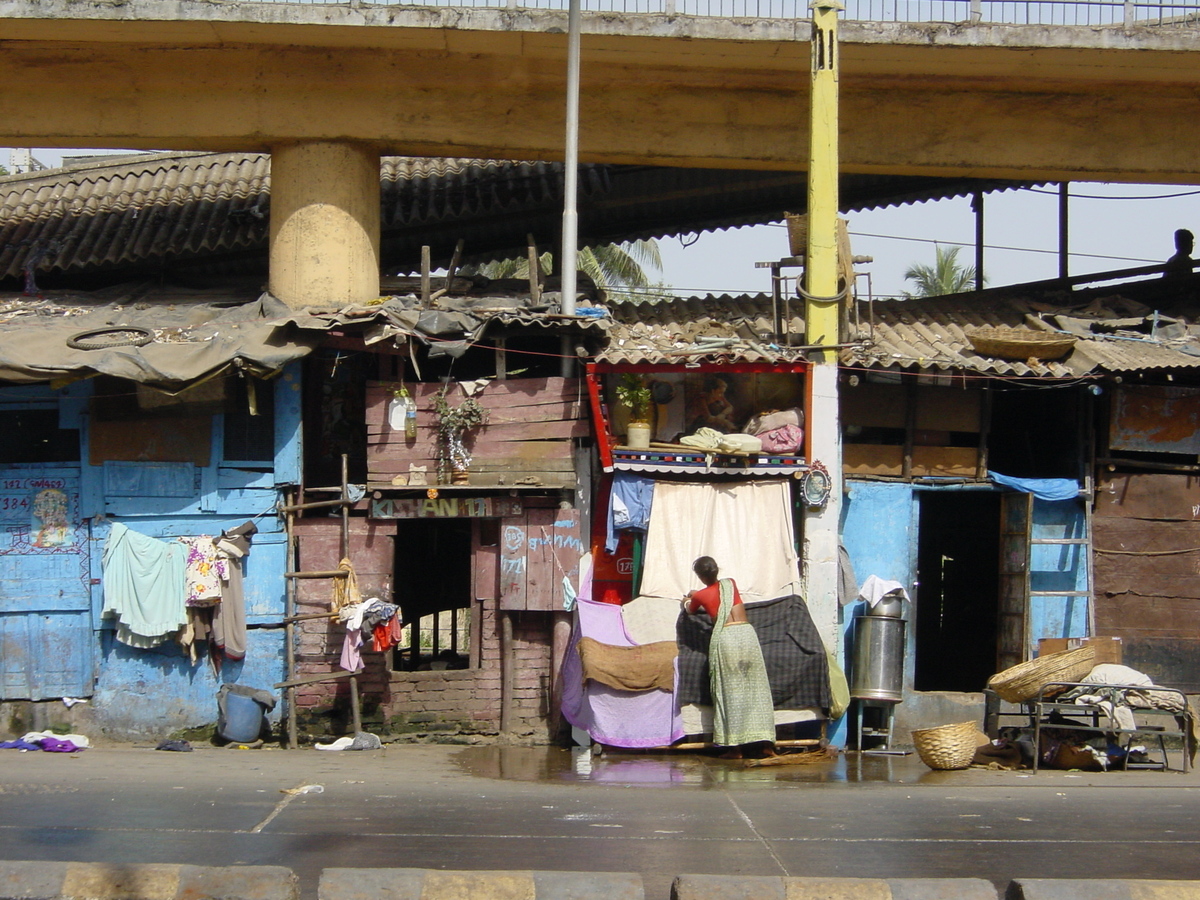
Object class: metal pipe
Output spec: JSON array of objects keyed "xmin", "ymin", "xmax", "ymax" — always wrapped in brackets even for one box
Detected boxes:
[
  {"xmin": 1058, "ymin": 182, "xmax": 1070, "ymax": 281},
  {"xmin": 560, "ymin": 0, "xmax": 581, "ymax": 320},
  {"xmin": 974, "ymin": 189, "xmax": 985, "ymax": 291},
  {"xmin": 284, "ymin": 490, "xmax": 298, "ymax": 749}
]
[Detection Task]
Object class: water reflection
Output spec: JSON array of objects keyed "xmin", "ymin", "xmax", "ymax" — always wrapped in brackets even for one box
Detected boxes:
[{"xmin": 453, "ymin": 746, "xmax": 932, "ymax": 785}]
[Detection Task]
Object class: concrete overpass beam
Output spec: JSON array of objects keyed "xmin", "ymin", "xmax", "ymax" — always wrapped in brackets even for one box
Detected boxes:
[{"xmin": 268, "ymin": 142, "xmax": 381, "ymax": 310}]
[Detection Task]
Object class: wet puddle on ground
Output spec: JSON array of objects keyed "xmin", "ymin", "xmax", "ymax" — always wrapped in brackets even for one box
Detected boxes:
[{"xmin": 453, "ymin": 746, "xmax": 929, "ymax": 786}]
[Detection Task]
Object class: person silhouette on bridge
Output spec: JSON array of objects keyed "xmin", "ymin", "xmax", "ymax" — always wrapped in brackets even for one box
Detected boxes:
[{"xmin": 1164, "ymin": 228, "xmax": 1194, "ymax": 278}]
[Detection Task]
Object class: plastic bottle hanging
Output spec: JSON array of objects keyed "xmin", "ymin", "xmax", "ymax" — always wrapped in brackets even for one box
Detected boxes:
[{"xmin": 402, "ymin": 387, "xmax": 418, "ymax": 439}]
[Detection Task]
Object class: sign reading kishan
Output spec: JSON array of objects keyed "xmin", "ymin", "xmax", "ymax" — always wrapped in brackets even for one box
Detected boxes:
[{"xmin": 370, "ymin": 497, "xmax": 524, "ymax": 519}]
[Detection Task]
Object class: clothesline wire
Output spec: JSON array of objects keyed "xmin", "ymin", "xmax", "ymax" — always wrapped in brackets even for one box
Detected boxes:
[{"xmin": 1094, "ymin": 546, "xmax": 1200, "ymax": 556}]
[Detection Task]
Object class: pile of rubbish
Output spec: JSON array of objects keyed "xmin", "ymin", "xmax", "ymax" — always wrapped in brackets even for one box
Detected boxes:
[{"xmin": 0, "ymin": 731, "xmax": 89, "ymax": 752}]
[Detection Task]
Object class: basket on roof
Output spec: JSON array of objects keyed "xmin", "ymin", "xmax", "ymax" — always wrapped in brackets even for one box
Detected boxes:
[
  {"xmin": 985, "ymin": 645, "xmax": 1097, "ymax": 704},
  {"xmin": 911, "ymin": 721, "xmax": 979, "ymax": 771},
  {"xmin": 966, "ymin": 326, "xmax": 1077, "ymax": 361}
]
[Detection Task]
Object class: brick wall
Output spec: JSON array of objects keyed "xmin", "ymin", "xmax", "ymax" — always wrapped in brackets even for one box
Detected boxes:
[{"xmin": 290, "ymin": 517, "xmax": 556, "ymax": 740}]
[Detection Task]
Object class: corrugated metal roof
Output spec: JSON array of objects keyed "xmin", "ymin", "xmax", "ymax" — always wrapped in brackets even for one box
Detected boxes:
[
  {"xmin": 0, "ymin": 152, "xmax": 272, "ymax": 284},
  {"xmin": 0, "ymin": 150, "xmax": 1035, "ymax": 288},
  {"xmin": 599, "ymin": 294, "xmax": 807, "ymax": 364},
  {"xmin": 848, "ymin": 289, "xmax": 1200, "ymax": 376},
  {"xmin": 599, "ymin": 286, "xmax": 1200, "ymax": 375}
]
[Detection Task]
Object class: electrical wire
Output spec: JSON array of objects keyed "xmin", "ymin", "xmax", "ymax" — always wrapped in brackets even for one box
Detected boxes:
[
  {"xmin": 1028, "ymin": 186, "xmax": 1200, "ymax": 201},
  {"xmin": 1094, "ymin": 546, "xmax": 1200, "ymax": 556},
  {"xmin": 848, "ymin": 231, "xmax": 1160, "ymax": 265}
]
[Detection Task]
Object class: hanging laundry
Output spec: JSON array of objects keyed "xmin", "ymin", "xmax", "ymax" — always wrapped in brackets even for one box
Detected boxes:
[
  {"xmin": 181, "ymin": 536, "xmax": 227, "ymax": 608},
  {"xmin": 331, "ymin": 556, "xmax": 363, "ymax": 614},
  {"xmin": 605, "ymin": 472, "xmax": 655, "ymax": 553},
  {"xmin": 336, "ymin": 597, "xmax": 403, "ymax": 669},
  {"xmin": 178, "ymin": 606, "xmax": 215, "ymax": 664},
  {"xmin": 373, "ymin": 616, "xmax": 405, "ymax": 653},
  {"xmin": 212, "ymin": 521, "xmax": 257, "ymax": 664},
  {"xmin": 102, "ymin": 522, "xmax": 188, "ymax": 648}
]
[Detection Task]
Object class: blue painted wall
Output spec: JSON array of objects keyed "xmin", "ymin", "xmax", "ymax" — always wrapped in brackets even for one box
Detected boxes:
[
  {"xmin": 1028, "ymin": 498, "xmax": 1089, "ymax": 647},
  {"xmin": 1, "ymin": 366, "xmax": 302, "ymax": 739},
  {"xmin": 834, "ymin": 480, "xmax": 916, "ymax": 745},
  {"xmin": 836, "ymin": 481, "xmax": 1088, "ymax": 743}
]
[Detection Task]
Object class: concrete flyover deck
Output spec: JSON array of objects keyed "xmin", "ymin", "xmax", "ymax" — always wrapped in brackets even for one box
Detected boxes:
[
  {"xmin": 2, "ymin": 0, "xmax": 1200, "ymax": 182},
  {"xmin": 0, "ymin": 745, "xmax": 1199, "ymax": 900}
]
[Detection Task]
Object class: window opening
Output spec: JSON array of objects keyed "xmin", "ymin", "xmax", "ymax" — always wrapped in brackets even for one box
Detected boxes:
[
  {"xmin": 303, "ymin": 351, "xmax": 368, "ymax": 486},
  {"xmin": 0, "ymin": 408, "xmax": 79, "ymax": 464},
  {"xmin": 223, "ymin": 377, "xmax": 275, "ymax": 462},
  {"xmin": 392, "ymin": 518, "xmax": 473, "ymax": 671},
  {"xmin": 988, "ymin": 387, "xmax": 1079, "ymax": 479}
]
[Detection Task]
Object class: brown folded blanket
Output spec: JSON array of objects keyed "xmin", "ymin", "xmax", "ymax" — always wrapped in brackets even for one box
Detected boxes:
[{"xmin": 578, "ymin": 637, "xmax": 677, "ymax": 693}]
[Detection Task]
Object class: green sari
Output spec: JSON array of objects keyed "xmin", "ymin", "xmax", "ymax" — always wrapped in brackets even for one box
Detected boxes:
[{"xmin": 708, "ymin": 578, "xmax": 775, "ymax": 746}]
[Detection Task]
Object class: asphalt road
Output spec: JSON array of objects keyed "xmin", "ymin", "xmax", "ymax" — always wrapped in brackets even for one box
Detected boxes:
[{"xmin": 1, "ymin": 744, "xmax": 1198, "ymax": 900}]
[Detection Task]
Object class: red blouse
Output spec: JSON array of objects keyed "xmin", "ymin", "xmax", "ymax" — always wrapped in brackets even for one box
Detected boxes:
[{"xmin": 686, "ymin": 579, "xmax": 743, "ymax": 618}]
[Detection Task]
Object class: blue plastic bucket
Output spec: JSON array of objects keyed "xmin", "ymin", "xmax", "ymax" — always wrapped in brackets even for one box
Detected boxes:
[{"xmin": 219, "ymin": 690, "xmax": 266, "ymax": 743}]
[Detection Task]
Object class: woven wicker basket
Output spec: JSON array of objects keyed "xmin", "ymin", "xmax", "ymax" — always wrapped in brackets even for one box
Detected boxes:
[
  {"xmin": 985, "ymin": 645, "xmax": 1097, "ymax": 704},
  {"xmin": 966, "ymin": 326, "xmax": 1077, "ymax": 361},
  {"xmin": 911, "ymin": 721, "xmax": 979, "ymax": 771}
]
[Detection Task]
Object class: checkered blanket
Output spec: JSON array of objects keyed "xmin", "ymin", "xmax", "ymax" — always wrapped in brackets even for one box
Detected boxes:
[{"xmin": 676, "ymin": 594, "xmax": 831, "ymax": 711}]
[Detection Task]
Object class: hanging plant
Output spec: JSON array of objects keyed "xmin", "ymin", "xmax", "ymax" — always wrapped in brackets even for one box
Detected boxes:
[{"xmin": 433, "ymin": 388, "xmax": 488, "ymax": 479}]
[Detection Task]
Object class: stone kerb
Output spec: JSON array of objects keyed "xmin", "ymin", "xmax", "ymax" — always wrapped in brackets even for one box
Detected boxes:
[
  {"xmin": 671, "ymin": 874, "xmax": 1000, "ymax": 900},
  {"xmin": 0, "ymin": 862, "xmax": 298, "ymax": 900},
  {"xmin": 1008, "ymin": 881, "xmax": 1200, "ymax": 899},
  {"xmin": 319, "ymin": 868, "xmax": 645, "ymax": 900}
]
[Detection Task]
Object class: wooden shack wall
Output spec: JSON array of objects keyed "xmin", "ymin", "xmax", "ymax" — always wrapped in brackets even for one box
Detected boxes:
[
  {"xmin": 365, "ymin": 377, "xmax": 587, "ymax": 488},
  {"xmin": 1093, "ymin": 472, "xmax": 1200, "ymax": 691},
  {"xmin": 290, "ymin": 515, "xmax": 555, "ymax": 738}
]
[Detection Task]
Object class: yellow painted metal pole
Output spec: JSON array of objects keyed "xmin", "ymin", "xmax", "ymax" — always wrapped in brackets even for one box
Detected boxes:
[
  {"xmin": 801, "ymin": 0, "xmax": 846, "ymax": 666},
  {"xmin": 806, "ymin": 0, "xmax": 843, "ymax": 361}
]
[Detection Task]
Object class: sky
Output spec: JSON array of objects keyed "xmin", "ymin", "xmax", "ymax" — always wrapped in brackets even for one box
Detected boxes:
[
  {"xmin": 11, "ymin": 148, "xmax": 1200, "ymax": 300},
  {"xmin": 657, "ymin": 182, "xmax": 1200, "ymax": 300}
]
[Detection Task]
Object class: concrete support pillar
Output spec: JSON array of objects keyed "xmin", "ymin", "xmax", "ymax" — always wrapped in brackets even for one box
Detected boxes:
[
  {"xmin": 269, "ymin": 141, "xmax": 380, "ymax": 309},
  {"xmin": 802, "ymin": 362, "xmax": 842, "ymax": 651}
]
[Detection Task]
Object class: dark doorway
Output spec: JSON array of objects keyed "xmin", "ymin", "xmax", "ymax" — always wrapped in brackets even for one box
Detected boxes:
[
  {"xmin": 914, "ymin": 491, "xmax": 1001, "ymax": 692},
  {"xmin": 391, "ymin": 518, "xmax": 474, "ymax": 671}
]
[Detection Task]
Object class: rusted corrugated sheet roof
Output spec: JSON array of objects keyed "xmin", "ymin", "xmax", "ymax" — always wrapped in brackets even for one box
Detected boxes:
[
  {"xmin": 848, "ymin": 291, "xmax": 1200, "ymax": 376},
  {"xmin": 844, "ymin": 295, "xmax": 1085, "ymax": 376},
  {"xmin": 599, "ymin": 294, "xmax": 807, "ymax": 364},
  {"xmin": 599, "ymin": 287, "xmax": 1200, "ymax": 375},
  {"xmin": 0, "ymin": 150, "xmax": 1034, "ymax": 288}
]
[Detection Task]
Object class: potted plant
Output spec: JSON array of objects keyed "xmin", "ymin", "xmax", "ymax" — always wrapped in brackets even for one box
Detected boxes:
[
  {"xmin": 433, "ymin": 387, "xmax": 488, "ymax": 484},
  {"xmin": 615, "ymin": 373, "xmax": 653, "ymax": 450}
]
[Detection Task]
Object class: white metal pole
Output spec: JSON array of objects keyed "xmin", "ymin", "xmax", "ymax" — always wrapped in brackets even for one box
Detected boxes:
[{"xmin": 561, "ymin": 0, "xmax": 580, "ymax": 320}]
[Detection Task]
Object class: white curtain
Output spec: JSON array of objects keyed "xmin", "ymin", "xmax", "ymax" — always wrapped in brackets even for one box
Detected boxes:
[{"xmin": 637, "ymin": 480, "xmax": 800, "ymax": 605}]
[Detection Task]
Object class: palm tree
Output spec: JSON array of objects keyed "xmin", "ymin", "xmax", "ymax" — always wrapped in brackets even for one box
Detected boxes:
[
  {"xmin": 902, "ymin": 245, "xmax": 981, "ymax": 298},
  {"xmin": 461, "ymin": 239, "xmax": 665, "ymax": 298}
]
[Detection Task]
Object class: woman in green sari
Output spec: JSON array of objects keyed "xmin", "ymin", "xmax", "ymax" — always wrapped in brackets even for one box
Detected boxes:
[{"xmin": 683, "ymin": 556, "xmax": 776, "ymax": 758}]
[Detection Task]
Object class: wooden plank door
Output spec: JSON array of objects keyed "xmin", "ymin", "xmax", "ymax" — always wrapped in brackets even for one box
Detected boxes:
[{"xmin": 499, "ymin": 508, "xmax": 582, "ymax": 612}]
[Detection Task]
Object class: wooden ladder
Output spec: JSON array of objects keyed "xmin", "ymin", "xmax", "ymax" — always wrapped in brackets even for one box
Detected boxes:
[
  {"xmin": 997, "ymin": 489, "xmax": 1093, "ymax": 672},
  {"xmin": 274, "ymin": 454, "xmax": 361, "ymax": 749}
]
